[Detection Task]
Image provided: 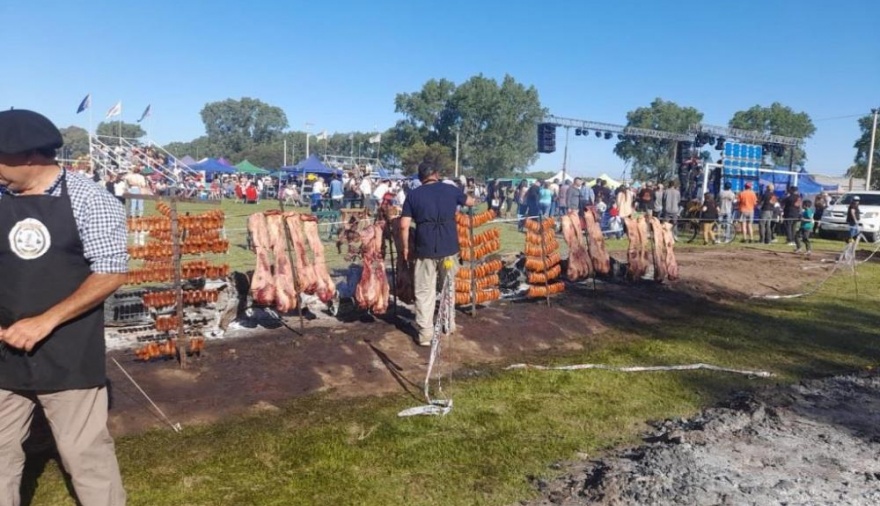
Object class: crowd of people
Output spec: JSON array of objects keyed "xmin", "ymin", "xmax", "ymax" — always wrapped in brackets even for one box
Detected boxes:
[{"xmin": 475, "ymin": 175, "xmax": 839, "ymax": 253}]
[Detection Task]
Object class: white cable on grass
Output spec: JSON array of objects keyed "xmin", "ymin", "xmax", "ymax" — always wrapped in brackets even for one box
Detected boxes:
[
  {"xmin": 506, "ymin": 362, "xmax": 774, "ymax": 378},
  {"xmin": 751, "ymin": 235, "xmax": 875, "ymax": 300},
  {"xmin": 112, "ymin": 358, "xmax": 182, "ymax": 432}
]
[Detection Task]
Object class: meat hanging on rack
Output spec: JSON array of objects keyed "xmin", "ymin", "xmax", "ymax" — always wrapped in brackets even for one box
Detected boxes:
[
  {"xmin": 390, "ymin": 217, "xmax": 415, "ymax": 304},
  {"xmin": 456, "ymin": 259, "xmax": 503, "ymax": 280},
  {"xmin": 560, "ymin": 211, "xmax": 591, "ymax": 281},
  {"xmin": 583, "ymin": 209, "xmax": 611, "ymax": 275},
  {"xmin": 266, "ymin": 213, "xmax": 298, "ymax": 313},
  {"xmin": 454, "ymin": 288, "xmax": 501, "ymax": 306},
  {"xmin": 662, "ymin": 222, "xmax": 679, "ymax": 280},
  {"xmin": 248, "ymin": 213, "xmax": 277, "ymax": 305},
  {"xmin": 524, "ymin": 252, "xmax": 561, "ymax": 272},
  {"xmin": 336, "ymin": 214, "xmax": 365, "ymax": 261},
  {"xmin": 285, "ymin": 213, "xmax": 318, "ymax": 294},
  {"xmin": 354, "ymin": 222, "xmax": 390, "ymax": 314},
  {"xmin": 624, "ymin": 216, "xmax": 650, "ymax": 281},
  {"xmin": 524, "ymin": 217, "xmax": 556, "ymax": 234},
  {"xmin": 459, "ymin": 239, "xmax": 501, "ymax": 261},
  {"xmin": 527, "ymin": 264, "xmax": 562, "ymax": 284},
  {"xmin": 457, "ymin": 228, "xmax": 501, "ymax": 249},
  {"xmin": 455, "ymin": 209, "xmax": 496, "ymax": 228},
  {"xmin": 301, "ymin": 215, "xmax": 336, "ymax": 304},
  {"xmin": 527, "ymin": 281, "xmax": 565, "ymax": 298},
  {"xmin": 649, "ymin": 216, "xmax": 669, "ymax": 282}
]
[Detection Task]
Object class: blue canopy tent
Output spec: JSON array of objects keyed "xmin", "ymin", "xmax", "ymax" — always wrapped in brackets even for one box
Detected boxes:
[
  {"xmin": 189, "ymin": 158, "xmax": 237, "ymax": 178},
  {"xmin": 375, "ymin": 167, "xmax": 405, "ymax": 180},
  {"xmin": 758, "ymin": 168, "xmax": 837, "ymax": 196},
  {"xmin": 279, "ymin": 155, "xmax": 343, "ymax": 177}
]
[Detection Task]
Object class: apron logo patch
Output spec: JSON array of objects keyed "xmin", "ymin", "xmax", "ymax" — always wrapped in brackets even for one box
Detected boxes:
[{"xmin": 9, "ymin": 218, "xmax": 51, "ymax": 260}]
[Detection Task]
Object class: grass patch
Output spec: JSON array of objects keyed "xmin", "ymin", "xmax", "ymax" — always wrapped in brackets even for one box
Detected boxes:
[{"xmin": 29, "ymin": 259, "xmax": 880, "ymax": 505}]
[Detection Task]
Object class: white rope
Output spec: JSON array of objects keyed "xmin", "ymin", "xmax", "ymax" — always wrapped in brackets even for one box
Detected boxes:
[
  {"xmin": 505, "ymin": 362, "xmax": 774, "ymax": 378},
  {"xmin": 398, "ymin": 272, "xmax": 455, "ymax": 417},
  {"xmin": 750, "ymin": 235, "xmax": 872, "ymax": 300},
  {"xmin": 112, "ymin": 358, "xmax": 182, "ymax": 432}
]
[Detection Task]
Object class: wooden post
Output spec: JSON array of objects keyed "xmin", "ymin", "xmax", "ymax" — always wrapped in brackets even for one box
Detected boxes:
[
  {"xmin": 276, "ymin": 201, "xmax": 305, "ymax": 333},
  {"xmin": 469, "ymin": 207, "xmax": 477, "ymax": 317},
  {"xmin": 538, "ymin": 217, "xmax": 551, "ymax": 307},
  {"xmin": 169, "ymin": 198, "xmax": 187, "ymax": 369}
]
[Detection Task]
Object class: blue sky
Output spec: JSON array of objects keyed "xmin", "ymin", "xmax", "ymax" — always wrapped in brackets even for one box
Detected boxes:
[{"xmin": 2, "ymin": 0, "xmax": 877, "ymax": 177}]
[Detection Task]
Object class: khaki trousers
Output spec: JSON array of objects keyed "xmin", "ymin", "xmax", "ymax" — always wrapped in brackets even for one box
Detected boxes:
[
  {"xmin": 414, "ymin": 255, "xmax": 458, "ymax": 344},
  {"xmin": 0, "ymin": 387, "xmax": 125, "ymax": 506}
]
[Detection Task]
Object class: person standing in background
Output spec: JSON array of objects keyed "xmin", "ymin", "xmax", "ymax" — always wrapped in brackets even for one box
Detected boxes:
[
  {"xmin": 847, "ymin": 196, "xmax": 861, "ymax": 242},
  {"xmin": 813, "ymin": 191, "xmax": 828, "ymax": 231},
  {"xmin": 718, "ymin": 183, "xmax": 736, "ymax": 223},
  {"xmin": 737, "ymin": 182, "xmax": 758, "ymax": 243},
  {"xmin": 122, "ymin": 166, "xmax": 148, "ymax": 218},
  {"xmin": 795, "ymin": 200, "xmax": 814, "ymax": 255},
  {"xmin": 662, "ymin": 181, "xmax": 681, "ymax": 228},
  {"xmin": 329, "ymin": 174, "xmax": 344, "ymax": 210},
  {"xmin": 759, "ymin": 184, "xmax": 777, "ymax": 244}
]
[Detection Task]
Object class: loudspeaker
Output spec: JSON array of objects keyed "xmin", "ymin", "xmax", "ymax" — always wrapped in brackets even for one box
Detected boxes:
[{"xmin": 537, "ymin": 123, "xmax": 556, "ymax": 153}]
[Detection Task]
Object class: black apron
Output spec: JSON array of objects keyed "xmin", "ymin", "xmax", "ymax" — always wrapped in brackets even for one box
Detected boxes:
[{"xmin": 0, "ymin": 170, "xmax": 105, "ymax": 390}]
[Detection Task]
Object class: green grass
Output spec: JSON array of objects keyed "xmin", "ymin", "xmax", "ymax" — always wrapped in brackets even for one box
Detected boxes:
[{"xmin": 29, "ymin": 256, "xmax": 880, "ymax": 505}]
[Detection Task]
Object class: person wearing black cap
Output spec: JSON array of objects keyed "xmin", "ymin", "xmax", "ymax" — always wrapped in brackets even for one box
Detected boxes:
[
  {"xmin": 399, "ymin": 162, "xmax": 475, "ymax": 346},
  {"xmin": 0, "ymin": 110, "xmax": 127, "ymax": 504}
]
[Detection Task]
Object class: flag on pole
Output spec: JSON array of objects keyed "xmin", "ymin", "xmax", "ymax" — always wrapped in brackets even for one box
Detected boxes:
[
  {"xmin": 105, "ymin": 101, "xmax": 122, "ymax": 119},
  {"xmin": 368, "ymin": 134, "xmax": 381, "ymax": 144},
  {"xmin": 137, "ymin": 104, "xmax": 151, "ymax": 123},
  {"xmin": 315, "ymin": 130, "xmax": 328, "ymax": 141},
  {"xmin": 76, "ymin": 94, "xmax": 91, "ymax": 114}
]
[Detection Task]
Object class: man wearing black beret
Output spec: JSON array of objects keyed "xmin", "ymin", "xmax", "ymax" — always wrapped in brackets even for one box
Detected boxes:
[{"xmin": 0, "ymin": 109, "xmax": 127, "ymax": 505}]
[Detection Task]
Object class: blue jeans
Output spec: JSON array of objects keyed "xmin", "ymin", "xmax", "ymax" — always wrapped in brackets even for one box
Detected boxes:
[
  {"xmin": 850, "ymin": 225, "xmax": 860, "ymax": 239},
  {"xmin": 128, "ymin": 187, "xmax": 143, "ymax": 217},
  {"xmin": 539, "ymin": 203, "xmax": 551, "ymax": 217},
  {"xmin": 517, "ymin": 203, "xmax": 528, "ymax": 231}
]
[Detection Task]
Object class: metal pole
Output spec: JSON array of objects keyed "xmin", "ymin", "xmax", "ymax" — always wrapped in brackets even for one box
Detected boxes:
[
  {"xmin": 866, "ymin": 108, "xmax": 878, "ymax": 190},
  {"xmin": 455, "ymin": 128, "xmax": 460, "ymax": 178},
  {"xmin": 305, "ymin": 122, "xmax": 313, "ymax": 159},
  {"xmin": 283, "ymin": 139, "xmax": 287, "ymax": 167},
  {"xmin": 561, "ymin": 127, "xmax": 570, "ymax": 183}
]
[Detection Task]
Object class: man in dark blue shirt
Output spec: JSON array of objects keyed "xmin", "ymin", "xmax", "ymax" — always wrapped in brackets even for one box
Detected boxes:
[{"xmin": 400, "ymin": 163, "xmax": 475, "ymax": 346}]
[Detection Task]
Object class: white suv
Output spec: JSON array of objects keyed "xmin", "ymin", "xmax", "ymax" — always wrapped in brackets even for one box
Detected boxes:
[{"xmin": 819, "ymin": 191, "xmax": 880, "ymax": 242}]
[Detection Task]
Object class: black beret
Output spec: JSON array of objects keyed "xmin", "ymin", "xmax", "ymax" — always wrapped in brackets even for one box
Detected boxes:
[{"xmin": 0, "ymin": 109, "xmax": 64, "ymax": 155}]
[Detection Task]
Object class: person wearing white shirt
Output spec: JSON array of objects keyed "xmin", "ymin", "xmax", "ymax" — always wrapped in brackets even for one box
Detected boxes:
[
  {"xmin": 358, "ymin": 177, "xmax": 372, "ymax": 209},
  {"xmin": 371, "ymin": 179, "xmax": 390, "ymax": 210}
]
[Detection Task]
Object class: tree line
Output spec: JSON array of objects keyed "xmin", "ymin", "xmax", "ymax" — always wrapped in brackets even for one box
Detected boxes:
[{"xmin": 55, "ymin": 74, "xmax": 872, "ymax": 184}]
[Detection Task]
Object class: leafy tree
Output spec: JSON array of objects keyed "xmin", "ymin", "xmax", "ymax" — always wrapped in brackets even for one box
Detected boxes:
[
  {"xmin": 400, "ymin": 141, "xmax": 454, "ymax": 175},
  {"xmin": 614, "ymin": 98, "xmax": 703, "ymax": 183},
  {"xmin": 392, "ymin": 74, "xmax": 544, "ymax": 179},
  {"xmin": 164, "ymin": 136, "xmax": 218, "ymax": 160},
  {"xmin": 96, "ymin": 121, "xmax": 145, "ymax": 140},
  {"xmin": 59, "ymin": 126, "xmax": 90, "ymax": 159},
  {"xmin": 846, "ymin": 113, "xmax": 879, "ymax": 187},
  {"xmin": 200, "ymin": 98, "xmax": 288, "ymax": 155},
  {"xmin": 728, "ymin": 102, "xmax": 815, "ymax": 168}
]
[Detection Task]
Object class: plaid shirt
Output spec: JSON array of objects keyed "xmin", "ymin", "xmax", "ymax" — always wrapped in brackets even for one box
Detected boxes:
[{"xmin": 0, "ymin": 170, "xmax": 129, "ymax": 273}]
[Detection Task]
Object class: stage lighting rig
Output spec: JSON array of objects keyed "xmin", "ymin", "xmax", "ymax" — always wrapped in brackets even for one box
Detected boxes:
[
  {"xmin": 689, "ymin": 123, "xmax": 801, "ymax": 148},
  {"xmin": 542, "ymin": 115, "xmax": 693, "ymax": 143}
]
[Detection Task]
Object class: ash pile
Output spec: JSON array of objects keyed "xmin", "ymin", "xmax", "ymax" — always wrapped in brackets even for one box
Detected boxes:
[{"xmin": 523, "ymin": 374, "xmax": 880, "ymax": 505}]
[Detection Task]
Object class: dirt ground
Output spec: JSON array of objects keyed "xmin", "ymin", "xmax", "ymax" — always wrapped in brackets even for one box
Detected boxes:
[{"xmin": 105, "ymin": 246, "xmax": 838, "ymax": 436}]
